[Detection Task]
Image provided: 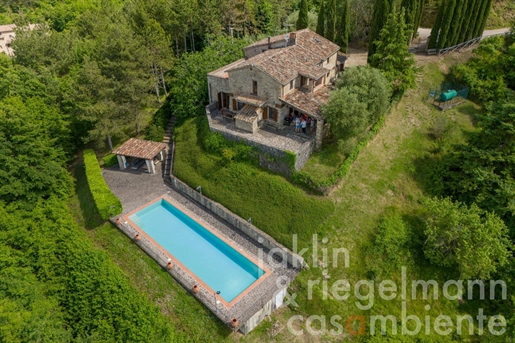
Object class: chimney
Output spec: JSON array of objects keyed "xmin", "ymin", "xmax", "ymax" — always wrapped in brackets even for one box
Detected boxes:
[{"xmin": 289, "ymin": 32, "xmax": 296, "ymax": 46}]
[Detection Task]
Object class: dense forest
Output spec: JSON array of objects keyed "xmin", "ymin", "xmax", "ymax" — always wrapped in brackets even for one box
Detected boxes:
[{"xmin": 0, "ymin": 0, "xmax": 514, "ymax": 341}]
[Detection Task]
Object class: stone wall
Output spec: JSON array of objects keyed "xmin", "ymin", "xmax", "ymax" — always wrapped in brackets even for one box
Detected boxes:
[
  {"xmin": 170, "ymin": 177, "xmax": 306, "ymax": 269},
  {"xmin": 227, "ymin": 67, "xmax": 281, "ymax": 101}
]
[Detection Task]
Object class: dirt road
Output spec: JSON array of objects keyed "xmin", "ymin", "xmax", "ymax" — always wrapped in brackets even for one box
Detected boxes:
[{"xmin": 344, "ymin": 27, "xmax": 511, "ymax": 68}]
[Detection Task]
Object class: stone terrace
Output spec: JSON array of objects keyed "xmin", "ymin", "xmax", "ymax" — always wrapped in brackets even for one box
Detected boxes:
[
  {"xmin": 207, "ymin": 108, "xmax": 315, "ymax": 171},
  {"xmin": 102, "ymin": 165, "xmax": 299, "ymax": 330}
]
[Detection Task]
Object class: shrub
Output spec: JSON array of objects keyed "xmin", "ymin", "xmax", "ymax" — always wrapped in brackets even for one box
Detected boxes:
[
  {"xmin": 102, "ymin": 153, "xmax": 118, "ymax": 167},
  {"xmin": 83, "ymin": 149, "xmax": 122, "ymax": 220}
]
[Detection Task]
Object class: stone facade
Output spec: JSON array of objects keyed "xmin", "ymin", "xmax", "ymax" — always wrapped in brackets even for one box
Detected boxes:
[{"xmin": 206, "ymin": 29, "xmax": 346, "ymax": 170}]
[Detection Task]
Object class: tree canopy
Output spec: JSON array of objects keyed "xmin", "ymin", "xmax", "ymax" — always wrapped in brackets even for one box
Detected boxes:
[
  {"xmin": 422, "ymin": 197, "xmax": 511, "ymax": 280},
  {"xmin": 322, "ymin": 66, "xmax": 391, "ymax": 142}
]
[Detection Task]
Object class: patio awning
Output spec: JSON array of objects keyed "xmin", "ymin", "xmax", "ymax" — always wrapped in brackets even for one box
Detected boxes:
[{"xmin": 113, "ymin": 138, "xmax": 167, "ymax": 160}]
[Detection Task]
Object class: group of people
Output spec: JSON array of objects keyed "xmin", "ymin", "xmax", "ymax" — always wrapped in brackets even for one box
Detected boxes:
[{"xmin": 284, "ymin": 113, "xmax": 315, "ymax": 134}]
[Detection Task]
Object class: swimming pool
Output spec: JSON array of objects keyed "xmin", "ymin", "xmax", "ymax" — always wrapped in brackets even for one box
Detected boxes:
[{"xmin": 127, "ymin": 197, "xmax": 266, "ymax": 303}]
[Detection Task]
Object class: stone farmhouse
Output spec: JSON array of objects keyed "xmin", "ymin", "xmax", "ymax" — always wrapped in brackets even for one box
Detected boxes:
[{"xmin": 206, "ymin": 29, "xmax": 345, "ymax": 171}]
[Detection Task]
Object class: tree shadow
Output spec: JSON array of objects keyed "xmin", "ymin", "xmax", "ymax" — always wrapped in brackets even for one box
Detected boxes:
[{"xmin": 72, "ymin": 159, "xmax": 105, "ymax": 229}]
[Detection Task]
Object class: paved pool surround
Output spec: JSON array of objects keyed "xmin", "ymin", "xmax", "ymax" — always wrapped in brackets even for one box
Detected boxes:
[
  {"xmin": 103, "ymin": 164, "xmax": 301, "ymax": 333},
  {"xmin": 124, "ymin": 196, "xmax": 271, "ymax": 306}
]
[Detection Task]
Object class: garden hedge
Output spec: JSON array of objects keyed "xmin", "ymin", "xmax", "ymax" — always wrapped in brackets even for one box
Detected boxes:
[{"xmin": 83, "ymin": 149, "xmax": 122, "ymax": 219}]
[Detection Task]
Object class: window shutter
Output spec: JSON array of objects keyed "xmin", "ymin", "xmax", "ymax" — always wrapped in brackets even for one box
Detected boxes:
[
  {"xmin": 217, "ymin": 93, "xmax": 222, "ymax": 109},
  {"xmin": 232, "ymin": 99, "xmax": 237, "ymax": 110},
  {"xmin": 273, "ymin": 109, "xmax": 278, "ymax": 121},
  {"xmin": 263, "ymin": 107, "xmax": 268, "ymax": 119}
]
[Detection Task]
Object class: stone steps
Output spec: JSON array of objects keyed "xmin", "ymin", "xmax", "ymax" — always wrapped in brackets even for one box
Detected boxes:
[{"xmin": 162, "ymin": 116, "xmax": 177, "ymax": 180}]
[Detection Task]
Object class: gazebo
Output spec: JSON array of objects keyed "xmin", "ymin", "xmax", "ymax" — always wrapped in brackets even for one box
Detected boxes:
[{"xmin": 113, "ymin": 138, "xmax": 167, "ymax": 175}]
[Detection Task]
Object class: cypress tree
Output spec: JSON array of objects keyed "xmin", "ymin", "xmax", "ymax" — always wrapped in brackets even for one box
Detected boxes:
[
  {"xmin": 473, "ymin": 0, "xmax": 492, "ymax": 38},
  {"xmin": 437, "ymin": 0, "xmax": 456, "ymax": 49},
  {"xmin": 325, "ymin": 0, "xmax": 337, "ymax": 41},
  {"xmin": 448, "ymin": 0, "xmax": 467, "ymax": 46},
  {"xmin": 296, "ymin": 0, "xmax": 309, "ymax": 30},
  {"xmin": 444, "ymin": 0, "xmax": 462, "ymax": 47},
  {"xmin": 428, "ymin": 0, "xmax": 445, "ymax": 49},
  {"xmin": 368, "ymin": 0, "xmax": 390, "ymax": 62},
  {"xmin": 316, "ymin": 0, "xmax": 326, "ymax": 37},
  {"xmin": 412, "ymin": 0, "xmax": 426, "ymax": 36},
  {"xmin": 464, "ymin": 0, "xmax": 482, "ymax": 40},
  {"xmin": 336, "ymin": 0, "xmax": 351, "ymax": 52},
  {"xmin": 457, "ymin": 0, "xmax": 476, "ymax": 42}
]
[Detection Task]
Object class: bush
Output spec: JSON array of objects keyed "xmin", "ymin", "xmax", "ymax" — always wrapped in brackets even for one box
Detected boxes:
[
  {"xmin": 83, "ymin": 149, "xmax": 122, "ymax": 220},
  {"xmin": 102, "ymin": 153, "xmax": 118, "ymax": 167}
]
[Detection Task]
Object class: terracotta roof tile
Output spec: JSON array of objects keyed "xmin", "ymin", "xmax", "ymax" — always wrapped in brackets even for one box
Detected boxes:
[
  {"xmin": 114, "ymin": 138, "xmax": 167, "ymax": 160},
  {"xmin": 280, "ymin": 86, "xmax": 332, "ymax": 120}
]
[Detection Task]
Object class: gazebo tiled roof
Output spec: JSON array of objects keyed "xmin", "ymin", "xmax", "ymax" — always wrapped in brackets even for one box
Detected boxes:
[{"xmin": 114, "ymin": 138, "xmax": 166, "ymax": 160}]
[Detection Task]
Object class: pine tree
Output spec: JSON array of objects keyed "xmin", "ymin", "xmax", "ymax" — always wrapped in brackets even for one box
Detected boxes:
[
  {"xmin": 316, "ymin": 0, "xmax": 325, "ymax": 36},
  {"xmin": 296, "ymin": 0, "xmax": 309, "ymax": 30},
  {"xmin": 325, "ymin": 0, "xmax": 337, "ymax": 41},
  {"xmin": 336, "ymin": 0, "xmax": 350, "ymax": 52},
  {"xmin": 368, "ymin": 0, "xmax": 390, "ymax": 62}
]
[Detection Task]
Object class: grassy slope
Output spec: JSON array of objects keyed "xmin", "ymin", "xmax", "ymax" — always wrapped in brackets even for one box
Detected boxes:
[{"xmin": 70, "ymin": 53, "xmax": 508, "ymax": 342}]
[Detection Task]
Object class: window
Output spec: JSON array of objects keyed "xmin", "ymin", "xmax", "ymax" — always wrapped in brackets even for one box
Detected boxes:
[
  {"xmin": 238, "ymin": 101, "xmax": 244, "ymax": 110},
  {"xmin": 290, "ymin": 80, "xmax": 294, "ymax": 89},
  {"xmin": 327, "ymin": 57, "xmax": 330, "ymax": 64},
  {"xmin": 252, "ymin": 80, "xmax": 257, "ymax": 95}
]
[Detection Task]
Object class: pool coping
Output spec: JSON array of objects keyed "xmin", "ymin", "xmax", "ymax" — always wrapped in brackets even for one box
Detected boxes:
[{"xmin": 123, "ymin": 195, "xmax": 272, "ymax": 309}]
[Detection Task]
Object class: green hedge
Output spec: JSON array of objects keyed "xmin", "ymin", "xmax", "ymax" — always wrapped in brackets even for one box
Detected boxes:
[
  {"xmin": 292, "ymin": 114, "xmax": 387, "ymax": 193},
  {"xmin": 102, "ymin": 153, "xmax": 118, "ymax": 167},
  {"xmin": 83, "ymin": 149, "xmax": 122, "ymax": 220}
]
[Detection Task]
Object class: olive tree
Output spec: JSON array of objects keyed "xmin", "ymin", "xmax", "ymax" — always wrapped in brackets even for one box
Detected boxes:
[{"xmin": 322, "ymin": 66, "xmax": 391, "ymax": 141}]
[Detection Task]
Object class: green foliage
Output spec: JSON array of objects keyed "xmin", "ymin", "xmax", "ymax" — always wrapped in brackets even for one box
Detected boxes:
[
  {"xmin": 0, "ymin": 96, "xmax": 71, "ymax": 204},
  {"xmin": 102, "ymin": 153, "xmax": 118, "ymax": 168},
  {"xmin": 370, "ymin": 7, "xmax": 417, "ymax": 96},
  {"xmin": 83, "ymin": 149, "xmax": 122, "ymax": 220},
  {"xmin": 284, "ymin": 150, "xmax": 297, "ymax": 170},
  {"xmin": 422, "ymin": 197, "xmax": 511, "ymax": 279},
  {"xmin": 368, "ymin": 0, "xmax": 391, "ymax": 62},
  {"xmin": 316, "ymin": 0, "xmax": 325, "ymax": 37},
  {"xmin": 428, "ymin": 0, "xmax": 493, "ymax": 49},
  {"xmin": 293, "ymin": 114, "xmax": 387, "ymax": 191},
  {"xmin": 296, "ymin": 0, "xmax": 309, "ymax": 29},
  {"xmin": 322, "ymin": 66, "xmax": 391, "ymax": 141},
  {"xmin": 325, "ymin": 0, "xmax": 336, "ymax": 41},
  {"xmin": 173, "ymin": 117, "xmax": 334, "ymax": 247},
  {"xmin": 450, "ymin": 36, "xmax": 509, "ymax": 104},
  {"xmin": 366, "ymin": 211, "xmax": 416, "ymax": 277},
  {"xmin": 0, "ymin": 198, "xmax": 175, "ymax": 342},
  {"xmin": 431, "ymin": 100, "xmax": 515, "ymax": 231},
  {"xmin": 335, "ymin": 0, "xmax": 350, "ymax": 52},
  {"xmin": 169, "ymin": 36, "xmax": 247, "ymax": 120}
]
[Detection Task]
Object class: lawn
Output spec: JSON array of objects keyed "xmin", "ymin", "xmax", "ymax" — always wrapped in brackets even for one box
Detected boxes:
[{"xmin": 69, "ymin": 52, "xmax": 508, "ymax": 342}]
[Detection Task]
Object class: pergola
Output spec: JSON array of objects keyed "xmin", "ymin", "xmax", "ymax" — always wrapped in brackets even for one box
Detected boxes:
[{"xmin": 113, "ymin": 138, "xmax": 167, "ymax": 175}]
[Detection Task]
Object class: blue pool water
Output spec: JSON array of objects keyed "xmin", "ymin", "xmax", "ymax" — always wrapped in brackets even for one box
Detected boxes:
[{"xmin": 129, "ymin": 199, "xmax": 265, "ymax": 302}]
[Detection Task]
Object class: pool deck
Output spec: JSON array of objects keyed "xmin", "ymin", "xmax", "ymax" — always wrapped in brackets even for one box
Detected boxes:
[{"xmin": 102, "ymin": 164, "xmax": 299, "ymax": 329}]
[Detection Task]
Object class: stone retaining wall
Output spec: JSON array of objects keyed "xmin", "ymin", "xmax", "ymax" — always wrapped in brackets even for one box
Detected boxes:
[
  {"xmin": 170, "ymin": 176, "xmax": 306, "ymax": 269},
  {"xmin": 206, "ymin": 105, "xmax": 313, "ymax": 176}
]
